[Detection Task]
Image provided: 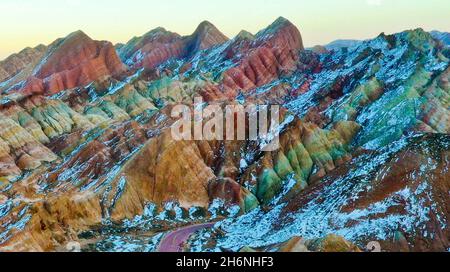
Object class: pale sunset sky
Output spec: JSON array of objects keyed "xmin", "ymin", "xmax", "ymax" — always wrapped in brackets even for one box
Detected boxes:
[{"xmin": 0, "ymin": 0, "xmax": 449, "ymax": 60}]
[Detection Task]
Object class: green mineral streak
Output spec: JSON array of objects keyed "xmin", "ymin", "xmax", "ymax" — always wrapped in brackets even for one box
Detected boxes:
[
  {"xmin": 287, "ymin": 149, "xmax": 302, "ymax": 178},
  {"xmin": 257, "ymin": 143, "xmax": 315, "ymax": 204},
  {"xmin": 368, "ymin": 63, "xmax": 381, "ymax": 76},
  {"xmin": 303, "ymin": 130, "xmax": 334, "ymax": 169},
  {"xmin": 114, "ymin": 89, "xmax": 156, "ymax": 117},
  {"xmin": 333, "ymin": 77, "xmax": 383, "ymax": 122},
  {"xmin": 38, "ymin": 102, "xmax": 74, "ymax": 134},
  {"xmin": 327, "ymin": 130, "xmax": 351, "ymax": 156},
  {"xmin": 293, "ymin": 143, "xmax": 313, "ymax": 180},
  {"xmin": 84, "ymin": 107, "xmax": 110, "ymax": 119},
  {"xmin": 274, "ymin": 152, "xmax": 306, "ymax": 199},
  {"xmin": 96, "ymin": 101, "xmax": 130, "ymax": 121},
  {"xmin": 243, "ymin": 193, "xmax": 259, "ymax": 213},
  {"xmin": 17, "ymin": 112, "xmax": 34, "ymax": 128},
  {"xmin": 396, "ymin": 67, "xmax": 431, "ymax": 99},
  {"xmin": 286, "ymin": 149, "xmax": 309, "ymax": 191},
  {"xmin": 430, "ymin": 86, "xmax": 449, "ymax": 108},
  {"xmin": 145, "ymin": 76, "xmax": 198, "ymax": 103},
  {"xmin": 256, "ymin": 169, "xmax": 282, "ymax": 204},
  {"xmin": 357, "ymin": 67, "xmax": 432, "ymax": 148},
  {"xmin": 146, "ymin": 77, "xmax": 173, "ymax": 99},
  {"xmin": 405, "ymin": 29, "xmax": 434, "ymax": 52},
  {"xmin": 30, "ymin": 106, "xmax": 62, "ymax": 137},
  {"xmin": 274, "ymin": 152, "xmax": 294, "ymax": 178}
]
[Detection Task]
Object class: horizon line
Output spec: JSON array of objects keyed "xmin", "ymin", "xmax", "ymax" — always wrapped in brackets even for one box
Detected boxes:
[{"xmin": 1, "ymin": 19, "xmax": 448, "ymax": 62}]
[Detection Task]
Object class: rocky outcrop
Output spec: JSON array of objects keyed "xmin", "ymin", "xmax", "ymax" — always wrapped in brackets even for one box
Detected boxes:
[
  {"xmin": 21, "ymin": 95, "xmax": 94, "ymax": 139},
  {"xmin": 184, "ymin": 21, "xmax": 229, "ymax": 53},
  {"xmin": 113, "ymin": 130, "xmax": 216, "ymax": 212},
  {"xmin": 305, "ymin": 235, "xmax": 362, "ymax": 252},
  {"xmin": 0, "ymin": 99, "xmax": 50, "ymax": 144},
  {"xmin": 169, "ymin": 17, "xmax": 304, "ymax": 99},
  {"xmin": 208, "ymin": 178, "xmax": 259, "ymax": 213},
  {"xmin": 240, "ymin": 119, "xmax": 359, "ymax": 204},
  {"xmin": 0, "ymin": 45, "xmax": 47, "ymax": 83},
  {"xmin": 0, "ymin": 113, "xmax": 57, "ymax": 181},
  {"xmin": 208, "ymin": 134, "xmax": 449, "ymax": 252},
  {"xmin": 284, "ymin": 28, "xmax": 449, "ymax": 149},
  {"xmin": 15, "ymin": 31, "xmax": 127, "ymax": 96},
  {"xmin": 118, "ymin": 28, "xmax": 186, "ymax": 69},
  {"xmin": 0, "ymin": 20, "xmax": 449, "ymax": 253},
  {"xmin": 0, "ymin": 45, "xmax": 47, "ymax": 93},
  {"xmin": 0, "ymin": 100, "xmax": 359, "ymax": 250},
  {"xmin": 119, "ymin": 21, "xmax": 228, "ymax": 70},
  {"xmin": 222, "ymin": 17, "xmax": 303, "ymax": 93}
]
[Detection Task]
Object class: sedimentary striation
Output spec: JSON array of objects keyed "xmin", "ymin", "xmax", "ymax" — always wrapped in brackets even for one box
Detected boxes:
[{"xmin": 0, "ymin": 18, "xmax": 448, "ymax": 252}]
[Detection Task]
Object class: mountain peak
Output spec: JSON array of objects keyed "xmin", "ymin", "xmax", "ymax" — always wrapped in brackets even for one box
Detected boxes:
[
  {"xmin": 0, "ymin": 43, "xmax": 48, "ymax": 84},
  {"xmin": 270, "ymin": 16, "xmax": 295, "ymax": 30},
  {"xmin": 253, "ymin": 16, "xmax": 303, "ymax": 51},
  {"xmin": 274, "ymin": 16, "xmax": 290, "ymax": 24},
  {"xmin": 376, "ymin": 28, "xmax": 436, "ymax": 50},
  {"xmin": 143, "ymin": 27, "xmax": 170, "ymax": 37},
  {"xmin": 193, "ymin": 20, "xmax": 227, "ymax": 39},
  {"xmin": 24, "ymin": 29, "xmax": 126, "ymax": 94},
  {"xmin": 187, "ymin": 20, "xmax": 229, "ymax": 52},
  {"xmin": 39, "ymin": 30, "xmax": 95, "ymax": 70},
  {"xmin": 48, "ymin": 30, "xmax": 93, "ymax": 52},
  {"xmin": 65, "ymin": 30, "xmax": 91, "ymax": 41},
  {"xmin": 235, "ymin": 30, "xmax": 255, "ymax": 41},
  {"xmin": 256, "ymin": 16, "xmax": 297, "ymax": 39},
  {"xmin": 196, "ymin": 20, "xmax": 216, "ymax": 31}
]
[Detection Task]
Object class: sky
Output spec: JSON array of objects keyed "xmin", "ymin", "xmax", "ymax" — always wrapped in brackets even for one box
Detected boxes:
[{"xmin": 0, "ymin": 0, "xmax": 449, "ymax": 60}]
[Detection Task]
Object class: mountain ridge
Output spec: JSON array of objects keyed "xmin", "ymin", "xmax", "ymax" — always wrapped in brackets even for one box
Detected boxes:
[{"xmin": 0, "ymin": 19, "xmax": 449, "ymax": 252}]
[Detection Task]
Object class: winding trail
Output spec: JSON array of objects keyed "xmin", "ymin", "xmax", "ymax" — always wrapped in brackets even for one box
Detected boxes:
[{"xmin": 157, "ymin": 223, "xmax": 216, "ymax": 252}]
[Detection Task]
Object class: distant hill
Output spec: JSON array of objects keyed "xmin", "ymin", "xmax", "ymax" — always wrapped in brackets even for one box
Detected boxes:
[
  {"xmin": 324, "ymin": 39, "xmax": 361, "ymax": 50},
  {"xmin": 431, "ymin": 30, "xmax": 450, "ymax": 45}
]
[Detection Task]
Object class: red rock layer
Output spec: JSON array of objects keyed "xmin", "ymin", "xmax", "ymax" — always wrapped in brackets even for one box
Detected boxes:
[
  {"xmin": 20, "ymin": 31, "xmax": 127, "ymax": 95},
  {"xmin": 283, "ymin": 135, "xmax": 450, "ymax": 252},
  {"xmin": 120, "ymin": 28, "xmax": 186, "ymax": 70},
  {"xmin": 120, "ymin": 21, "xmax": 229, "ymax": 70},
  {"xmin": 184, "ymin": 21, "xmax": 229, "ymax": 52},
  {"xmin": 0, "ymin": 45, "xmax": 47, "ymax": 82},
  {"xmin": 222, "ymin": 17, "xmax": 304, "ymax": 94}
]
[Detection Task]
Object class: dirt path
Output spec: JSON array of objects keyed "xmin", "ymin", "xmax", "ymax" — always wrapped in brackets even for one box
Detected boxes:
[{"xmin": 157, "ymin": 223, "xmax": 216, "ymax": 252}]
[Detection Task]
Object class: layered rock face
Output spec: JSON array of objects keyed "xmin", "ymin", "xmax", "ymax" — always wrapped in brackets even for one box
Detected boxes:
[
  {"xmin": 2, "ymin": 31, "xmax": 127, "ymax": 96},
  {"xmin": 0, "ymin": 45, "xmax": 47, "ymax": 93},
  {"xmin": 118, "ymin": 21, "xmax": 228, "ymax": 70},
  {"xmin": 0, "ymin": 110, "xmax": 57, "ymax": 181},
  {"xmin": 221, "ymin": 17, "xmax": 303, "ymax": 92},
  {"xmin": 0, "ymin": 19, "xmax": 449, "ymax": 252},
  {"xmin": 118, "ymin": 28, "xmax": 186, "ymax": 70},
  {"xmin": 0, "ymin": 45, "xmax": 47, "ymax": 82},
  {"xmin": 168, "ymin": 17, "xmax": 305, "ymax": 98},
  {"xmin": 240, "ymin": 119, "xmax": 359, "ymax": 205},
  {"xmin": 189, "ymin": 29, "xmax": 450, "ymax": 253},
  {"xmin": 185, "ymin": 21, "xmax": 229, "ymax": 53},
  {"xmin": 214, "ymin": 134, "xmax": 449, "ymax": 252}
]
